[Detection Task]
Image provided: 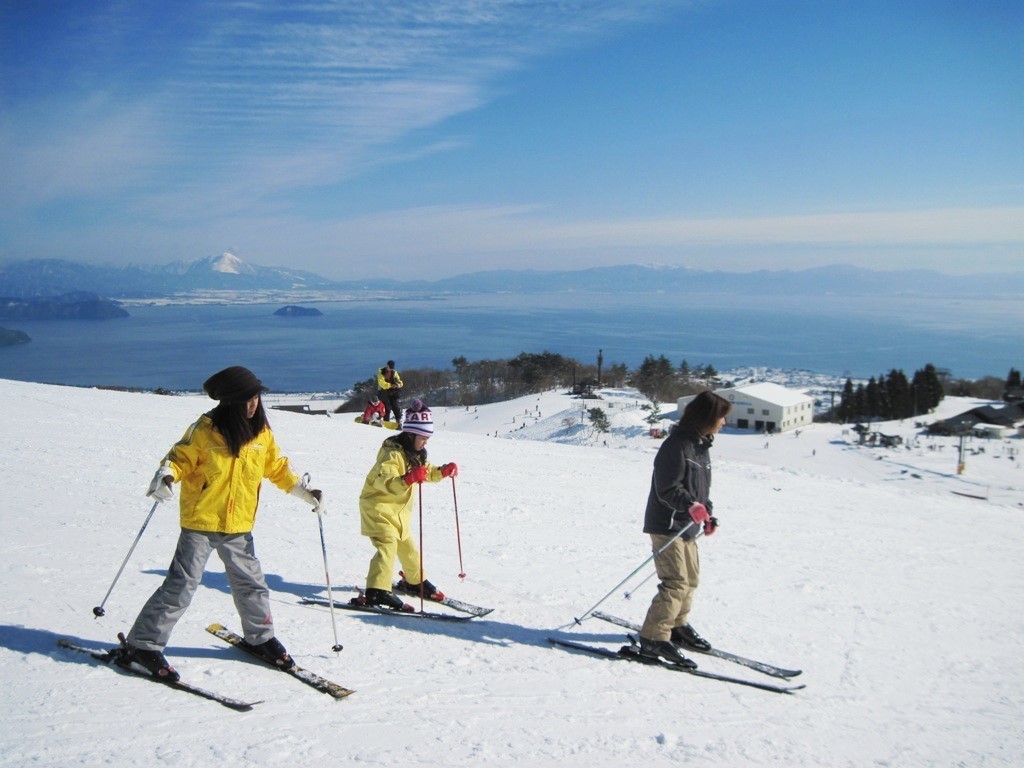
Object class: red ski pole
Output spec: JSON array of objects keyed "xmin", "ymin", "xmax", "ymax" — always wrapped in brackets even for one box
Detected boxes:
[{"xmin": 417, "ymin": 483, "xmax": 425, "ymax": 613}]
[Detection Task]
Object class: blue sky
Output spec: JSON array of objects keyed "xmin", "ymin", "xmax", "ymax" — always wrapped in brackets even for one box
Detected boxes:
[{"xmin": 1, "ymin": 0, "xmax": 1021, "ymax": 280}]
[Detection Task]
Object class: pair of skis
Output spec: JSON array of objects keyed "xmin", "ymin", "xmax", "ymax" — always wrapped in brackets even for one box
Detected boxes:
[
  {"xmin": 60, "ymin": 586, "xmax": 492, "ymax": 710},
  {"xmin": 300, "ymin": 584, "xmax": 493, "ymax": 622},
  {"xmin": 58, "ymin": 623, "xmax": 354, "ymax": 711},
  {"xmin": 550, "ymin": 612, "xmax": 804, "ymax": 695}
]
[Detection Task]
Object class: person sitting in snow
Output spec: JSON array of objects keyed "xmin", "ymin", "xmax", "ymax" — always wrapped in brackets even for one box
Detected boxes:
[
  {"xmin": 353, "ymin": 402, "xmax": 457, "ymax": 610},
  {"xmin": 636, "ymin": 389, "xmax": 731, "ymax": 667},
  {"xmin": 362, "ymin": 394, "xmax": 387, "ymax": 426},
  {"xmin": 119, "ymin": 366, "xmax": 325, "ymax": 681}
]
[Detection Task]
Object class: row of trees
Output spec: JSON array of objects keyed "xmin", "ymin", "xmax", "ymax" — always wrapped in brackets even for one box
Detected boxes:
[
  {"xmin": 342, "ymin": 351, "xmax": 1020, "ymax": 424},
  {"xmin": 833, "ymin": 364, "xmax": 945, "ymax": 423},
  {"xmin": 344, "ymin": 352, "xmax": 603, "ymax": 409},
  {"xmin": 942, "ymin": 367, "xmax": 1022, "ymax": 400},
  {"xmin": 341, "ymin": 351, "xmax": 722, "ymax": 410},
  {"xmin": 630, "ymin": 355, "xmax": 720, "ymax": 403}
]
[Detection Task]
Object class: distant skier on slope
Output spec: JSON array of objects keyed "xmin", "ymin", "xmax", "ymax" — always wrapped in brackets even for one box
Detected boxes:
[
  {"xmin": 637, "ymin": 389, "xmax": 732, "ymax": 667},
  {"xmin": 376, "ymin": 360, "xmax": 404, "ymax": 426},
  {"xmin": 353, "ymin": 402, "xmax": 458, "ymax": 610},
  {"xmin": 119, "ymin": 366, "xmax": 325, "ymax": 681}
]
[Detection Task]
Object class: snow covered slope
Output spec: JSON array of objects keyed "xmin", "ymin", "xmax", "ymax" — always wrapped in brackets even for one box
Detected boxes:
[{"xmin": 1, "ymin": 379, "xmax": 1021, "ymax": 767}]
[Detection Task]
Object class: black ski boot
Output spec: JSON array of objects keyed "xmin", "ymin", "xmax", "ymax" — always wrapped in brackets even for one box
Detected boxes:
[
  {"xmin": 396, "ymin": 578, "xmax": 445, "ymax": 601},
  {"xmin": 116, "ymin": 634, "xmax": 180, "ymax": 682},
  {"xmin": 670, "ymin": 623, "xmax": 712, "ymax": 652},
  {"xmin": 638, "ymin": 636, "xmax": 698, "ymax": 669},
  {"xmin": 362, "ymin": 588, "xmax": 412, "ymax": 611},
  {"xmin": 249, "ymin": 636, "xmax": 295, "ymax": 670}
]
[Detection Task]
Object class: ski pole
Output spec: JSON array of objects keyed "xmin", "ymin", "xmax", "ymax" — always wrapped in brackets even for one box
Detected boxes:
[
  {"xmin": 316, "ymin": 509, "xmax": 344, "ymax": 654},
  {"xmin": 417, "ymin": 482, "xmax": 425, "ymax": 613},
  {"xmin": 573, "ymin": 520, "xmax": 695, "ymax": 625},
  {"xmin": 624, "ymin": 527, "xmax": 706, "ymax": 600},
  {"xmin": 93, "ymin": 499, "xmax": 161, "ymax": 618},
  {"xmin": 451, "ymin": 476, "xmax": 466, "ymax": 579},
  {"xmin": 304, "ymin": 473, "xmax": 342, "ymax": 654},
  {"xmin": 623, "ymin": 567, "xmax": 659, "ymax": 600}
]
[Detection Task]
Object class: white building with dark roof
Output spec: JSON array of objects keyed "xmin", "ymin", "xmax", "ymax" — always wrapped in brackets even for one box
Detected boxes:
[{"xmin": 678, "ymin": 382, "xmax": 814, "ymax": 433}]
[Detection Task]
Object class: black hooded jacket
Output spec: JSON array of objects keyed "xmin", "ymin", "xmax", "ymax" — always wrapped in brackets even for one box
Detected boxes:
[{"xmin": 642, "ymin": 425, "xmax": 714, "ymax": 539}]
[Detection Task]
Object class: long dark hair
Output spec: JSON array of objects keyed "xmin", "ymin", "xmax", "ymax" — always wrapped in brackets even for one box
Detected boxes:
[
  {"xmin": 209, "ymin": 398, "xmax": 269, "ymax": 457},
  {"xmin": 387, "ymin": 432, "xmax": 427, "ymax": 468},
  {"xmin": 678, "ymin": 390, "xmax": 732, "ymax": 437}
]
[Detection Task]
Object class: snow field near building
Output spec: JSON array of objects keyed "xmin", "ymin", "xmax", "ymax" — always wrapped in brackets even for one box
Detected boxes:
[{"xmin": 0, "ymin": 378, "xmax": 1022, "ymax": 767}]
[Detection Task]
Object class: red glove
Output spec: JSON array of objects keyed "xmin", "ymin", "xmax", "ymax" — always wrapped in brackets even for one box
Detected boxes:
[
  {"xmin": 403, "ymin": 466, "xmax": 428, "ymax": 485},
  {"xmin": 441, "ymin": 463, "xmax": 458, "ymax": 478},
  {"xmin": 688, "ymin": 502, "xmax": 709, "ymax": 525},
  {"xmin": 704, "ymin": 516, "xmax": 719, "ymax": 536}
]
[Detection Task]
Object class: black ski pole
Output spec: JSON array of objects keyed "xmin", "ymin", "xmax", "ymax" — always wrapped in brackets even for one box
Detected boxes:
[
  {"xmin": 624, "ymin": 527, "xmax": 706, "ymax": 600},
  {"xmin": 305, "ymin": 473, "xmax": 343, "ymax": 653},
  {"xmin": 573, "ymin": 520, "xmax": 696, "ymax": 625},
  {"xmin": 316, "ymin": 509, "xmax": 344, "ymax": 654},
  {"xmin": 451, "ymin": 476, "xmax": 467, "ymax": 579},
  {"xmin": 92, "ymin": 499, "xmax": 161, "ymax": 618}
]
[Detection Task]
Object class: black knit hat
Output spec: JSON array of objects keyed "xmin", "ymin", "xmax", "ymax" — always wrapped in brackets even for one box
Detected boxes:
[{"xmin": 203, "ymin": 366, "xmax": 268, "ymax": 402}]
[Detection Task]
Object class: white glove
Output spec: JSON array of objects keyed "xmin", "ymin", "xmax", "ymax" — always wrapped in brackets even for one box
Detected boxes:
[
  {"xmin": 290, "ymin": 482, "xmax": 327, "ymax": 515},
  {"xmin": 147, "ymin": 466, "xmax": 175, "ymax": 501}
]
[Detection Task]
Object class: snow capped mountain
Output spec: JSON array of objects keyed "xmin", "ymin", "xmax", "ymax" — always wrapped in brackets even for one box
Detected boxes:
[{"xmin": 194, "ymin": 252, "xmax": 258, "ymax": 276}]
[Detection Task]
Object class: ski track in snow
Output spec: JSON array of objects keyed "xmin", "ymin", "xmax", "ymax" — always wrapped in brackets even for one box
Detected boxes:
[{"xmin": 1, "ymin": 379, "xmax": 1022, "ymax": 767}]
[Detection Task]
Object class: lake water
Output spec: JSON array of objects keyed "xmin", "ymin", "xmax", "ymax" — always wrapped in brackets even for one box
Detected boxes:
[{"xmin": 0, "ymin": 292, "xmax": 1019, "ymax": 392}]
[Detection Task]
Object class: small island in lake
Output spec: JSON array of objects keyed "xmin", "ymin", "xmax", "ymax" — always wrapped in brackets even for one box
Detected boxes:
[
  {"xmin": 0, "ymin": 293, "xmax": 128, "ymax": 320},
  {"xmin": 0, "ymin": 326, "xmax": 31, "ymax": 346},
  {"xmin": 274, "ymin": 305, "xmax": 323, "ymax": 317}
]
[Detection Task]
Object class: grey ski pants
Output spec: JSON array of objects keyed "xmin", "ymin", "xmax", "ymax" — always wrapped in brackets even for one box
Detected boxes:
[{"xmin": 127, "ymin": 528, "xmax": 275, "ymax": 651}]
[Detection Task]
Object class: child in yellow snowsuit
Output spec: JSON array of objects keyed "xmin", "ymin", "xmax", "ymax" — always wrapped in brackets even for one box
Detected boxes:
[{"xmin": 355, "ymin": 403, "xmax": 457, "ymax": 610}]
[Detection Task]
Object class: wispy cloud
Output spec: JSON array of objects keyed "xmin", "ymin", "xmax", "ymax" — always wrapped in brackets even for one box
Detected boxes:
[{"xmin": 1, "ymin": 0, "xmax": 678, "ymax": 224}]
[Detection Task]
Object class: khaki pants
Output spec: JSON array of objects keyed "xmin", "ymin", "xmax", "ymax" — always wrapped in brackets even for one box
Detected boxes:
[
  {"xmin": 365, "ymin": 534, "xmax": 423, "ymax": 591},
  {"xmin": 639, "ymin": 534, "xmax": 700, "ymax": 642}
]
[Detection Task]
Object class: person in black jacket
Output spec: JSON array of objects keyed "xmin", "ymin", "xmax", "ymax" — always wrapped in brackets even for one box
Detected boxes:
[{"xmin": 637, "ymin": 389, "xmax": 732, "ymax": 666}]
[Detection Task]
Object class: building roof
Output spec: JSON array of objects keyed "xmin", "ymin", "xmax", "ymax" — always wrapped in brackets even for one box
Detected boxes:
[{"xmin": 723, "ymin": 381, "xmax": 813, "ymax": 407}]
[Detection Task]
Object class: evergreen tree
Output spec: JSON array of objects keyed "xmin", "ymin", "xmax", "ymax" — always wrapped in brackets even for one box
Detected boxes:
[
  {"xmin": 886, "ymin": 369, "xmax": 912, "ymax": 419},
  {"xmin": 864, "ymin": 377, "xmax": 880, "ymax": 420},
  {"xmin": 838, "ymin": 378, "xmax": 856, "ymax": 422},
  {"xmin": 875, "ymin": 373, "xmax": 891, "ymax": 419},
  {"xmin": 913, "ymin": 362, "xmax": 942, "ymax": 415},
  {"xmin": 632, "ymin": 355, "xmax": 677, "ymax": 402},
  {"xmin": 1007, "ymin": 368, "xmax": 1022, "ymax": 388},
  {"xmin": 853, "ymin": 383, "xmax": 867, "ymax": 422},
  {"xmin": 641, "ymin": 400, "xmax": 662, "ymax": 427},
  {"xmin": 587, "ymin": 407, "xmax": 611, "ymax": 435}
]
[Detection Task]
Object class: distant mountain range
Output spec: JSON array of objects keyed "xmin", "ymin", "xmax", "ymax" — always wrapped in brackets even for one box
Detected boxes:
[
  {"xmin": 0, "ymin": 253, "xmax": 336, "ymax": 298},
  {"xmin": 1, "ymin": 253, "xmax": 1021, "ymax": 299}
]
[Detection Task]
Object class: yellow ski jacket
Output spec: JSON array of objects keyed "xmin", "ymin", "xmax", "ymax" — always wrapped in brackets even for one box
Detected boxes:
[
  {"xmin": 162, "ymin": 416, "xmax": 299, "ymax": 534},
  {"xmin": 376, "ymin": 367, "xmax": 403, "ymax": 390},
  {"xmin": 359, "ymin": 440, "xmax": 442, "ymax": 538}
]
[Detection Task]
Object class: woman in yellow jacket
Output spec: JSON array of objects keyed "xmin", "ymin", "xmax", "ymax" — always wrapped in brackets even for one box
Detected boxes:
[
  {"xmin": 354, "ymin": 402, "xmax": 457, "ymax": 611},
  {"xmin": 120, "ymin": 366, "xmax": 324, "ymax": 681}
]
